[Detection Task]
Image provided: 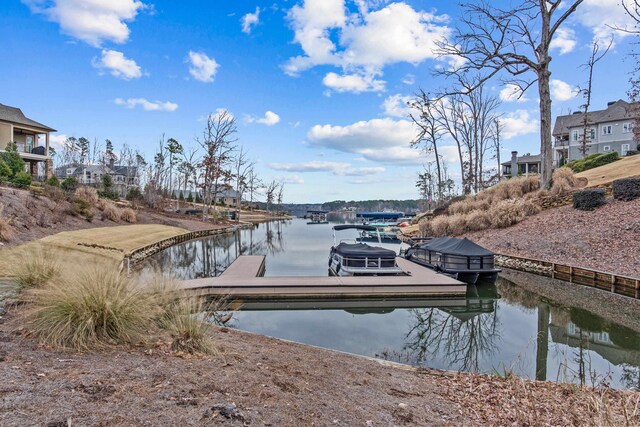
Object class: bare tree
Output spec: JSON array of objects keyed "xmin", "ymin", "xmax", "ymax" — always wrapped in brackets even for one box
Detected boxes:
[
  {"xmin": 578, "ymin": 40, "xmax": 612, "ymax": 157},
  {"xmin": 438, "ymin": 0, "xmax": 584, "ymax": 189},
  {"xmin": 410, "ymin": 91, "xmax": 445, "ymax": 200},
  {"xmin": 166, "ymin": 137, "xmax": 183, "ymax": 196},
  {"xmin": 196, "ymin": 110, "xmax": 238, "ymax": 221},
  {"xmin": 264, "ymin": 179, "xmax": 279, "ymax": 213},
  {"xmin": 492, "ymin": 118, "xmax": 503, "ymax": 180},
  {"xmin": 276, "ymin": 182, "xmax": 284, "ymax": 208},
  {"xmin": 232, "ymin": 146, "xmax": 254, "ymax": 222},
  {"xmin": 245, "ymin": 166, "xmax": 262, "ymax": 209}
]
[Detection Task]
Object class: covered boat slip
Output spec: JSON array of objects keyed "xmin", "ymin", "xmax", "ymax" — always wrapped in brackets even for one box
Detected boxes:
[
  {"xmin": 407, "ymin": 237, "xmax": 499, "ymax": 272},
  {"xmin": 180, "ymin": 255, "xmax": 467, "ymax": 299}
]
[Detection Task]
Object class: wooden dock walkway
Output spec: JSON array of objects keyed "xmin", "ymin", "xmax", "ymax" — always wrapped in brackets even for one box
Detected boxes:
[{"xmin": 180, "ymin": 256, "xmax": 466, "ymax": 299}]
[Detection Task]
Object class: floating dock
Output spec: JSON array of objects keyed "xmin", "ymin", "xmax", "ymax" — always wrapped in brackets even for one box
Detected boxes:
[{"xmin": 180, "ymin": 255, "xmax": 467, "ymax": 299}]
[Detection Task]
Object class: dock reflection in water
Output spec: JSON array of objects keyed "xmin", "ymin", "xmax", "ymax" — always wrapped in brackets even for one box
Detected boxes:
[{"xmin": 143, "ymin": 218, "xmax": 640, "ymax": 390}]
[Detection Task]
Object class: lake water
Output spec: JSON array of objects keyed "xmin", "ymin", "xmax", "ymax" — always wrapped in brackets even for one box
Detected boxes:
[{"xmin": 143, "ymin": 218, "xmax": 640, "ymax": 390}]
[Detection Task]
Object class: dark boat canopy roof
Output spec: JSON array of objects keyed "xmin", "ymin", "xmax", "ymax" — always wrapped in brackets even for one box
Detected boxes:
[
  {"xmin": 333, "ymin": 224, "xmax": 377, "ymax": 232},
  {"xmin": 334, "ymin": 242, "xmax": 396, "ymax": 258},
  {"xmin": 307, "ymin": 210, "xmax": 328, "ymax": 214},
  {"xmin": 356, "ymin": 212, "xmax": 404, "ymax": 219},
  {"xmin": 418, "ymin": 237, "xmax": 495, "ymax": 257}
]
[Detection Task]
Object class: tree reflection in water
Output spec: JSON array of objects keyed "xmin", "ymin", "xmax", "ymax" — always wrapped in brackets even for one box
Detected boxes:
[
  {"xmin": 141, "ymin": 220, "xmax": 290, "ymax": 279},
  {"xmin": 402, "ymin": 285, "xmax": 500, "ymax": 372}
]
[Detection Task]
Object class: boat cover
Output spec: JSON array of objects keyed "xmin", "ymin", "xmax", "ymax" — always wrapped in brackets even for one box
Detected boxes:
[
  {"xmin": 334, "ymin": 242, "xmax": 396, "ymax": 258},
  {"xmin": 356, "ymin": 212, "xmax": 404, "ymax": 219},
  {"xmin": 418, "ymin": 237, "xmax": 494, "ymax": 257},
  {"xmin": 333, "ymin": 224, "xmax": 377, "ymax": 232}
]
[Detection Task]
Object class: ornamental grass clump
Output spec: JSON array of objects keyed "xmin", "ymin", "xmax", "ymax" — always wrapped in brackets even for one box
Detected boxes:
[
  {"xmin": 465, "ymin": 210, "xmax": 491, "ymax": 232},
  {"xmin": 0, "ymin": 203, "xmax": 13, "ymax": 242},
  {"xmin": 26, "ymin": 268, "xmax": 161, "ymax": 349},
  {"xmin": 550, "ymin": 167, "xmax": 578, "ymax": 196},
  {"xmin": 431, "ymin": 215, "xmax": 451, "ymax": 236},
  {"xmin": 488, "ymin": 199, "xmax": 525, "ymax": 228},
  {"xmin": 159, "ymin": 297, "xmax": 217, "ymax": 355},
  {"xmin": 74, "ymin": 186, "xmax": 99, "ymax": 205},
  {"xmin": 12, "ymin": 249, "xmax": 60, "ymax": 290},
  {"xmin": 102, "ymin": 202, "xmax": 121, "ymax": 222},
  {"xmin": 447, "ymin": 213, "xmax": 468, "ymax": 236},
  {"xmin": 120, "ymin": 207, "xmax": 137, "ymax": 223}
]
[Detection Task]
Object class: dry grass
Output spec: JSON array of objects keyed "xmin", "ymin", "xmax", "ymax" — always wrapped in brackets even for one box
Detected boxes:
[
  {"xmin": 448, "ymin": 175, "xmax": 540, "ymax": 215},
  {"xmin": 12, "ymin": 248, "xmax": 60, "ymax": 289},
  {"xmin": 0, "ymin": 203, "xmax": 14, "ymax": 242},
  {"xmin": 24, "ymin": 268, "xmax": 162, "ymax": 349},
  {"xmin": 159, "ymin": 297, "xmax": 217, "ymax": 355},
  {"xmin": 102, "ymin": 203, "xmax": 121, "ymax": 222},
  {"xmin": 74, "ymin": 186, "xmax": 99, "ymax": 205},
  {"xmin": 447, "ymin": 213, "xmax": 467, "ymax": 236},
  {"xmin": 431, "ymin": 215, "xmax": 450, "ymax": 236},
  {"xmin": 121, "ymin": 208, "xmax": 137, "ymax": 223},
  {"xmin": 489, "ymin": 199, "xmax": 525, "ymax": 228},
  {"xmin": 550, "ymin": 167, "xmax": 579, "ymax": 195},
  {"xmin": 466, "ymin": 210, "xmax": 491, "ymax": 232},
  {"xmin": 577, "ymin": 154, "xmax": 640, "ymax": 187}
]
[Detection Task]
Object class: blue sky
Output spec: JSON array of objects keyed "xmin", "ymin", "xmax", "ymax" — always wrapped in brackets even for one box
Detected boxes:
[{"xmin": 1, "ymin": 0, "xmax": 637, "ymax": 203}]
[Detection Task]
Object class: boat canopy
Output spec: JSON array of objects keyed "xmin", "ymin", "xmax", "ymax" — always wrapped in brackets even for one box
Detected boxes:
[
  {"xmin": 307, "ymin": 210, "xmax": 328, "ymax": 214},
  {"xmin": 333, "ymin": 224, "xmax": 377, "ymax": 232},
  {"xmin": 356, "ymin": 212, "xmax": 404, "ymax": 219},
  {"xmin": 418, "ymin": 237, "xmax": 495, "ymax": 257},
  {"xmin": 334, "ymin": 242, "xmax": 396, "ymax": 258}
]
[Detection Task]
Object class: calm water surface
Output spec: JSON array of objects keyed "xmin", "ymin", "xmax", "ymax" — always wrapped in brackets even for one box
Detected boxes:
[{"xmin": 143, "ymin": 218, "xmax": 640, "ymax": 390}]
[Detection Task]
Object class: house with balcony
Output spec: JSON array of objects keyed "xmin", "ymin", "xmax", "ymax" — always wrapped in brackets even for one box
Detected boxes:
[
  {"xmin": 0, "ymin": 103, "xmax": 56, "ymax": 179},
  {"xmin": 55, "ymin": 163, "xmax": 139, "ymax": 198},
  {"xmin": 553, "ymin": 100, "xmax": 639, "ymax": 165},
  {"xmin": 501, "ymin": 151, "xmax": 541, "ymax": 177}
]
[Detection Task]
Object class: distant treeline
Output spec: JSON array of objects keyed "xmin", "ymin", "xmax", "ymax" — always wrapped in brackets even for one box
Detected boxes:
[{"xmin": 253, "ymin": 199, "xmax": 422, "ymax": 216}]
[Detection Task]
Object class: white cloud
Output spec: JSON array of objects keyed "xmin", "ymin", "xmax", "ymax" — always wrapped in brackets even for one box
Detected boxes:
[
  {"xmin": 246, "ymin": 111, "xmax": 280, "ymax": 126},
  {"xmin": 187, "ymin": 51, "xmax": 219, "ymax": 83},
  {"xmin": 381, "ymin": 94, "xmax": 412, "ymax": 118},
  {"xmin": 114, "ymin": 98, "xmax": 178, "ymax": 112},
  {"xmin": 576, "ymin": 0, "xmax": 637, "ymax": 44},
  {"xmin": 23, "ymin": 0, "xmax": 145, "ymax": 47},
  {"xmin": 92, "ymin": 49, "xmax": 142, "ymax": 80},
  {"xmin": 501, "ymin": 110, "xmax": 539, "ymax": 139},
  {"xmin": 268, "ymin": 160, "xmax": 385, "ymax": 176},
  {"xmin": 307, "ymin": 118, "xmax": 422, "ymax": 165},
  {"xmin": 284, "ymin": 1, "xmax": 450, "ymax": 83},
  {"xmin": 278, "ymin": 175, "xmax": 305, "ymax": 184},
  {"xmin": 402, "ymin": 74, "xmax": 415, "ymax": 85},
  {"xmin": 499, "ymin": 84, "xmax": 528, "ymax": 103},
  {"xmin": 550, "ymin": 79, "xmax": 578, "ymax": 102},
  {"xmin": 322, "ymin": 71, "xmax": 385, "ymax": 93},
  {"xmin": 550, "ymin": 27, "xmax": 577, "ymax": 55},
  {"xmin": 48, "ymin": 134, "xmax": 68, "ymax": 150},
  {"xmin": 241, "ymin": 7, "xmax": 260, "ymax": 34}
]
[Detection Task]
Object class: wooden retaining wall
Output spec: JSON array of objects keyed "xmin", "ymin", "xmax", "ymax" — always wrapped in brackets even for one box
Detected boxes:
[
  {"xmin": 496, "ymin": 254, "xmax": 640, "ymax": 300},
  {"xmin": 124, "ymin": 224, "xmax": 251, "ymax": 271}
]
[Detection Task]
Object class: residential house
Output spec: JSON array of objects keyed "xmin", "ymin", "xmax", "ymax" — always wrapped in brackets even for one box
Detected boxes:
[
  {"xmin": 173, "ymin": 185, "xmax": 241, "ymax": 206},
  {"xmin": 0, "ymin": 103, "xmax": 56, "ymax": 179},
  {"xmin": 553, "ymin": 100, "xmax": 639, "ymax": 165},
  {"xmin": 55, "ymin": 163, "xmax": 139, "ymax": 198},
  {"xmin": 501, "ymin": 151, "xmax": 541, "ymax": 177}
]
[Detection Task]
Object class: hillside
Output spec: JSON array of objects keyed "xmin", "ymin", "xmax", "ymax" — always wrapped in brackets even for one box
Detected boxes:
[{"xmin": 576, "ymin": 154, "xmax": 640, "ymax": 187}]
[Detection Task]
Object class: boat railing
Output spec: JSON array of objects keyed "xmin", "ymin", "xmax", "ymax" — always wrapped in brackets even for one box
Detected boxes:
[{"xmin": 342, "ymin": 256, "xmax": 398, "ymax": 269}]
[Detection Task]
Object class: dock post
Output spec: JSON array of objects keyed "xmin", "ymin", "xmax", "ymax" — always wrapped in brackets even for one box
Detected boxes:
[
  {"xmin": 569, "ymin": 266, "xmax": 573, "ymax": 284},
  {"xmin": 611, "ymin": 275, "xmax": 616, "ymax": 293}
]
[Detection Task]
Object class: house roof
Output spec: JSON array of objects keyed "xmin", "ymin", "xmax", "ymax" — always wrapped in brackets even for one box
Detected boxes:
[
  {"xmin": 501, "ymin": 154, "xmax": 541, "ymax": 166},
  {"xmin": 552, "ymin": 100, "xmax": 639, "ymax": 136},
  {"xmin": 0, "ymin": 103, "xmax": 57, "ymax": 132}
]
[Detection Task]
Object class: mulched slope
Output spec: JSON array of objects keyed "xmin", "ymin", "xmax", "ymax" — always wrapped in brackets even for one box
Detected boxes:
[
  {"xmin": 1, "ymin": 321, "xmax": 638, "ymax": 426},
  {"xmin": 467, "ymin": 197, "xmax": 640, "ymax": 277}
]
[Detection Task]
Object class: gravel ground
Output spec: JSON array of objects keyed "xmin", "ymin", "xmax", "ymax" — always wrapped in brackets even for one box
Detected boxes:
[{"xmin": 467, "ymin": 197, "xmax": 640, "ymax": 278}]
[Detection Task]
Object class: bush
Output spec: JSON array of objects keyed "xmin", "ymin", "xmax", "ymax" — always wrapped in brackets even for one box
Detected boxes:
[
  {"xmin": 431, "ymin": 215, "xmax": 450, "ymax": 236},
  {"xmin": 120, "ymin": 208, "xmax": 137, "ymax": 223},
  {"xmin": 0, "ymin": 142, "xmax": 26, "ymax": 178},
  {"xmin": 0, "ymin": 159, "xmax": 11, "ymax": 182},
  {"xmin": 489, "ymin": 199, "xmax": 526, "ymax": 228},
  {"xmin": 72, "ymin": 198, "xmax": 94, "ymax": 221},
  {"xmin": 572, "ymin": 189, "xmax": 606, "ymax": 211},
  {"xmin": 612, "ymin": 178, "xmax": 640, "ymax": 201},
  {"xmin": 126, "ymin": 187, "xmax": 143, "ymax": 202},
  {"xmin": 46, "ymin": 176, "xmax": 60, "ymax": 187},
  {"xmin": 447, "ymin": 213, "xmax": 467, "ymax": 236},
  {"xmin": 98, "ymin": 174, "xmax": 119, "ymax": 200},
  {"xmin": 61, "ymin": 176, "xmax": 78, "ymax": 192},
  {"xmin": 567, "ymin": 152, "xmax": 620, "ymax": 173},
  {"xmin": 101, "ymin": 202, "xmax": 121, "ymax": 222},
  {"xmin": 26, "ymin": 269, "xmax": 161, "ymax": 349},
  {"xmin": 418, "ymin": 219, "xmax": 433, "ymax": 237},
  {"xmin": 74, "ymin": 186, "xmax": 99, "ymax": 205},
  {"xmin": 12, "ymin": 171, "xmax": 32, "ymax": 187},
  {"xmin": 465, "ymin": 210, "xmax": 491, "ymax": 232}
]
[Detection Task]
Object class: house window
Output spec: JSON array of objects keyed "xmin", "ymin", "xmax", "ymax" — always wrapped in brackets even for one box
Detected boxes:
[
  {"xmin": 572, "ymin": 130, "xmax": 579, "ymax": 141},
  {"xmin": 590, "ymin": 128, "xmax": 596, "ymax": 140},
  {"xmin": 66, "ymin": 168, "xmax": 73, "ymax": 175},
  {"xmin": 622, "ymin": 143, "xmax": 630, "ymax": 156},
  {"xmin": 623, "ymin": 123, "xmax": 632, "ymax": 133},
  {"xmin": 602, "ymin": 125, "xmax": 612, "ymax": 135},
  {"xmin": 603, "ymin": 145, "xmax": 611, "ymax": 152}
]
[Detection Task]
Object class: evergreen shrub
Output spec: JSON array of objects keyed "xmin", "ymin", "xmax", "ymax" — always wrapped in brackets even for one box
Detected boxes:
[
  {"xmin": 612, "ymin": 178, "xmax": 640, "ymax": 201},
  {"xmin": 572, "ymin": 189, "xmax": 606, "ymax": 211}
]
